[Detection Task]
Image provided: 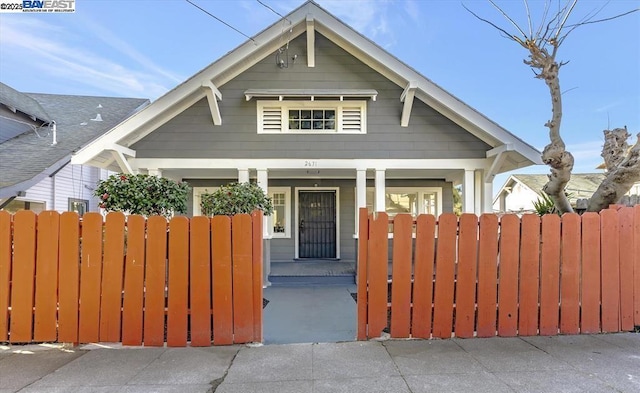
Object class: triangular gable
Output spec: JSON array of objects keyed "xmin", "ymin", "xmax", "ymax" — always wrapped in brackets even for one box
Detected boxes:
[{"xmin": 73, "ymin": 0, "xmax": 541, "ymax": 173}]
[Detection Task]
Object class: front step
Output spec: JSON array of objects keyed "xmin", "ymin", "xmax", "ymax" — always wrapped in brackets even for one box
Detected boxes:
[
  {"xmin": 268, "ymin": 274, "xmax": 355, "ymax": 286},
  {"xmin": 268, "ymin": 261, "xmax": 356, "ymax": 286}
]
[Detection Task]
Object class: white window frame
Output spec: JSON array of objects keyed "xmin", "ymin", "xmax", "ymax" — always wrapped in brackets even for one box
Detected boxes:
[
  {"xmin": 269, "ymin": 187, "xmax": 291, "ymax": 239},
  {"xmin": 366, "ymin": 187, "xmax": 443, "ymax": 216},
  {"xmin": 257, "ymin": 100, "xmax": 367, "ymax": 134},
  {"xmin": 193, "ymin": 187, "xmax": 216, "ymax": 216}
]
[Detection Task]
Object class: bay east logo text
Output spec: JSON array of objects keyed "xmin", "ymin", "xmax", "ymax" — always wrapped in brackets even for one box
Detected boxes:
[{"xmin": 22, "ymin": 0, "xmax": 75, "ymax": 12}]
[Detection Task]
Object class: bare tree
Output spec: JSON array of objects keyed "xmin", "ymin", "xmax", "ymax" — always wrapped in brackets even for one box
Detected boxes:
[{"xmin": 465, "ymin": 0, "xmax": 640, "ymax": 213}]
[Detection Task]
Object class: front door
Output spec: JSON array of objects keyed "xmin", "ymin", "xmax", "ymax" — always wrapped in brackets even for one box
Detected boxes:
[{"xmin": 298, "ymin": 191, "xmax": 337, "ymax": 258}]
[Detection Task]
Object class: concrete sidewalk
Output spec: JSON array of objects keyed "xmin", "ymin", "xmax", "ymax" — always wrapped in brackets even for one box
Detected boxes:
[{"xmin": 1, "ymin": 333, "xmax": 638, "ymax": 392}]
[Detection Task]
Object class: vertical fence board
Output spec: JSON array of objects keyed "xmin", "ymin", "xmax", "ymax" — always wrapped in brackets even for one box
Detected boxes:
[
  {"xmin": 498, "ymin": 215, "xmax": 520, "ymax": 337},
  {"xmin": 356, "ymin": 208, "xmax": 369, "ymax": 340},
  {"xmin": 634, "ymin": 205, "xmax": 640, "ymax": 326},
  {"xmin": 390, "ymin": 214, "xmax": 413, "ymax": 338},
  {"xmin": 251, "ymin": 211, "xmax": 263, "ymax": 343},
  {"xmin": 411, "ymin": 214, "xmax": 436, "ymax": 339},
  {"xmin": 121, "ymin": 215, "xmax": 146, "ymax": 346},
  {"xmin": 78, "ymin": 213, "xmax": 103, "ymax": 343},
  {"xmin": 432, "ymin": 213, "xmax": 458, "ymax": 339},
  {"xmin": 231, "ymin": 214, "xmax": 254, "ymax": 343},
  {"xmin": 580, "ymin": 213, "xmax": 601, "ymax": 333},
  {"xmin": 560, "ymin": 214, "xmax": 581, "ymax": 335},
  {"xmin": 476, "ymin": 214, "xmax": 499, "ymax": 337},
  {"xmin": 190, "ymin": 216, "xmax": 212, "ymax": 347},
  {"xmin": 367, "ymin": 212, "xmax": 389, "ymax": 339},
  {"xmin": 618, "ymin": 207, "xmax": 635, "ymax": 331},
  {"xmin": 454, "ymin": 214, "xmax": 478, "ymax": 338},
  {"xmin": 143, "ymin": 216, "xmax": 167, "ymax": 346},
  {"xmin": 58, "ymin": 213, "xmax": 80, "ymax": 343},
  {"xmin": 212, "ymin": 216, "xmax": 233, "ymax": 345},
  {"xmin": 0, "ymin": 211, "xmax": 12, "ymax": 341},
  {"xmin": 34, "ymin": 211, "xmax": 60, "ymax": 342},
  {"xmin": 167, "ymin": 217, "xmax": 189, "ymax": 347},
  {"xmin": 99, "ymin": 212, "xmax": 126, "ymax": 342},
  {"xmin": 519, "ymin": 215, "xmax": 540, "ymax": 336},
  {"xmin": 601, "ymin": 209, "xmax": 620, "ymax": 332},
  {"xmin": 9, "ymin": 211, "xmax": 36, "ymax": 342},
  {"xmin": 539, "ymin": 214, "xmax": 560, "ymax": 336}
]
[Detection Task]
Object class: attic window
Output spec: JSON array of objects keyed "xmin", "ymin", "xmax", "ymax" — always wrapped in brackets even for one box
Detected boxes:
[
  {"xmin": 245, "ymin": 89, "xmax": 377, "ymax": 102},
  {"xmin": 257, "ymin": 100, "xmax": 366, "ymax": 134}
]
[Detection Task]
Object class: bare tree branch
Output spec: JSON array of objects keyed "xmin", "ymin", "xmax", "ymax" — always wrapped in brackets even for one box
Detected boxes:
[
  {"xmin": 524, "ymin": 0, "xmax": 533, "ymax": 37},
  {"xmin": 489, "ymin": 0, "xmax": 529, "ymax": 38},
  {"xmin": 462, "ymin": 3, "xmax": 524, "ymax": 45}
]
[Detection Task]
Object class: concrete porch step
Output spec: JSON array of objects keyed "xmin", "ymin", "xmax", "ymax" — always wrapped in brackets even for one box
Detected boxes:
[{"xmin": 268, "ymin": 261, "xmax": 356, "ymax": 286}]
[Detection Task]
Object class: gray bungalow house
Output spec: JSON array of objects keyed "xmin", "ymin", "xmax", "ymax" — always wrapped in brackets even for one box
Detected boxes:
[{"xmin": 72, "ymin": 1, "xmax": 541, "ymax": 264}]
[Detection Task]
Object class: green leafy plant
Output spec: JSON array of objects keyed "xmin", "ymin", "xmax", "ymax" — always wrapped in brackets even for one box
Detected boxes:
[
  {"xmin": 94, "ymin": 173, "xmax": 190, "ymax": 218},
  {"xmin": 200, "ymin": 182, "xmax": 273, "ymax": 216},
  {"xmin": 532, "ymin": 191, "xmax": 560, "ymax": 216}
]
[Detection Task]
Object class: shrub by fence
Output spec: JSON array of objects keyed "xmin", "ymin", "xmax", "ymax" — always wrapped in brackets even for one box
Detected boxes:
[
  {"xmin": 357, "ymin": 206, "xmax": 640, "ymax": 339},
  {"xmin": 0, "ymin": 210, "xmax": 263, "ymax": 346}
]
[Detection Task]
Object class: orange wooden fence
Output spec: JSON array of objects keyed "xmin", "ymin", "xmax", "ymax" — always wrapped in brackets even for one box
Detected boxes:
[
  {"xmin": 0, "ymin": 210, "xmax": 263, "ymax": 346},
  {"xmin": 357, "ymin": 206, "xmax": 640, "ymax": 339}
]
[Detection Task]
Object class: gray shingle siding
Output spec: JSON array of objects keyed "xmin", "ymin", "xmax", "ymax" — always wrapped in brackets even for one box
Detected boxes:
[{"xmin": 132, "ymin": 33, "xmax": 490, "ymax": 159}]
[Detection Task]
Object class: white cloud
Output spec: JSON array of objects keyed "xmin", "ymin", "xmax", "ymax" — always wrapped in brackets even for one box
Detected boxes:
[{"xmin": 0, "ymin": 17, "xmax": 173, "ymax": 99}]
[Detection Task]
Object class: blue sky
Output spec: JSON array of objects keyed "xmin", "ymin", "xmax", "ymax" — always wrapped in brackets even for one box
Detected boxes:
[{"xmin": 1, "ymin": 0, "xmax": 638, "ymax": 191}]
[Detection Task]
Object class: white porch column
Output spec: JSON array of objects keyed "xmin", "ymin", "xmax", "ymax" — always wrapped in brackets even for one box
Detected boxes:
[
  {"xmin": 238, "ymin": 168, "xmax": 249, "ymax": 183},
  {"xmin": 148, "ymin": 168, "xmax": 162, "ymax": 177},
  {"xmin": 483, "ymin": 180, "xmax": 494, "ymax": 213},
  {"xmin": 463, "ymin": 169, "xmax": 475, "ymax": 214},
  {"xmin": 256, "ymin": 168, "xmax": 269, "ymax": 235},
  {"xmin": 475, "ymin": 170, "xmax": 483, "ymax": 214},
  {"xmin": 356, "ymin": 169, "xmax": 367, "ymax": 234},
  {"xmin": 256, "ymin": 168, "xmax": 271, "ymax": 287},
  {"xmin": 375, "ymin": 169, "xmax": 386, "ymax": 213}
]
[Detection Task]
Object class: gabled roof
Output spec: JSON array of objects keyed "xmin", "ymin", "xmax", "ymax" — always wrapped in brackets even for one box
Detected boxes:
[
  {"xmin": 72, "ymin": 0, "xmax": 542, "ymax": 173},
  {"xmin": 0, "ymin": 83, "xmax": 148, "ymax": 198},
  {"xmin": 496, "ymin": 173, "xmax": 607, "ymax": 204}
]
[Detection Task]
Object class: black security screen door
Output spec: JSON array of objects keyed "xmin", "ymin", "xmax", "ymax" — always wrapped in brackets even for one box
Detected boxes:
[{"xmin": 298, "ymin": 191, "xmax": 337, "ymax": 258}]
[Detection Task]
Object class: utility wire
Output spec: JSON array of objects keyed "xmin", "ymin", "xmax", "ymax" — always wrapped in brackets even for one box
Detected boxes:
[
  {"xmin": 256, "ymin": 0, "xmax": 290, "ymax": 22},
  {"xmin": 185, "ymin": 0, "xmax": 256, "ymax": 43}
]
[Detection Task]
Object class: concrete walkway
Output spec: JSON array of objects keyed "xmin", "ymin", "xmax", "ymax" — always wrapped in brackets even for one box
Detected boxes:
[{"xmin": 1, "ymin": 333, "xmax": 639, "ymax": 392}]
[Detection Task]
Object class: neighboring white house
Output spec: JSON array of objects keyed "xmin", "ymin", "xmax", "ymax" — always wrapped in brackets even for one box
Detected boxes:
[
  {"xmin": 0, "ymin": 82, "xmax": 149, "ymax": 214},
  {"xmin": 493, "ymin": 173, "xmax": 640, "ymax": 213}
]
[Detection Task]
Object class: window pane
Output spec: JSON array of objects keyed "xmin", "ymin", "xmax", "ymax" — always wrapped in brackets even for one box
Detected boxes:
[
  {"xmin": 289, "ymin": 110, "xmax": 300, "ymax": 120},
  {"xmin": 386, "ymin": 192, "xmax": 418, "ymax": 216},
  {"xmin": 271, "ymin": 192, "xmax": 287, "ymax": 234},
  {"xmin": 289, "ymin": 120, "xmax": 299, "ymax": 129},
  {"xmin": 301, "ymin": 120, "xmax": 311, "ymax": 129},
  {"xmin": 301, "ymin": 110, "xmax": 311, "ymax": 119},
  {"xmin": 313, "ymin": 110, "xmax": 324, "ymax": 119},
  {"xmin": 422, "ymin": 193, "xmax": 438, "ymax": 215},
  {"xmin": 313, "ymin": 120, "xmax": 323, "ymax": 129},
  {"xmin": 325, "ymin": 120, "xmax": 335, "ymax": 130},
  {"xmin": 326, "ymin": 110, "xmax": 335, "ymax": 119}
]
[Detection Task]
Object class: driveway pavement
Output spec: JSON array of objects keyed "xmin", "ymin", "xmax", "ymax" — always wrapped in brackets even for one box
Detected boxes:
[{"xmin": 1, "ymin": 333, "xmax": 639, "ymax": 392}]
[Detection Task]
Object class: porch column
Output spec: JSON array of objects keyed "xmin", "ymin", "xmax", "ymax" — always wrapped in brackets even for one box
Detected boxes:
[
  {"xmin": 475, "ymin": 170, "xmax": 483, "ymax": 214},
  {"xmin": 462, "ymin": 169, "xmax": 475, "ymax": 214},
  {"xmin": 238, "ymin": 168, "xmax": 249, "ymax": 183},
  {"xmin": 483, "ymin": 179, "xmax": 494, "ymax": 213},
  {"xmin": 256, "ymin": 168, "xmax": 271, "ymax": 287},
  {"xmin": 356, "ymin": 169, "xmax": 367, "ymax": 234},
  {"xmin": 148, "ymin": 168, "xmax": 162, "ymax": 177},
  {"xmin": 375, "ymin": 169, "xmax": 386, "ymax": 213}
]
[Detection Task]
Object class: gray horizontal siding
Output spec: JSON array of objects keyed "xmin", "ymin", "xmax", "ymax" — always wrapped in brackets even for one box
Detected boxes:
[{"xmin": 133, "ymin": 32, "xmax": 490, "ymax": 159}]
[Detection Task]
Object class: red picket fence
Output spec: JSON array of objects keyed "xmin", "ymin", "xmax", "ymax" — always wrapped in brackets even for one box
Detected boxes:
[
  {"xmin": 356, "ymin": 206, "xmax": 640, "ymax": 339},
  {"xmin": 0, "ymin": 210, "xmax": 263, "ymax": 346}
]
